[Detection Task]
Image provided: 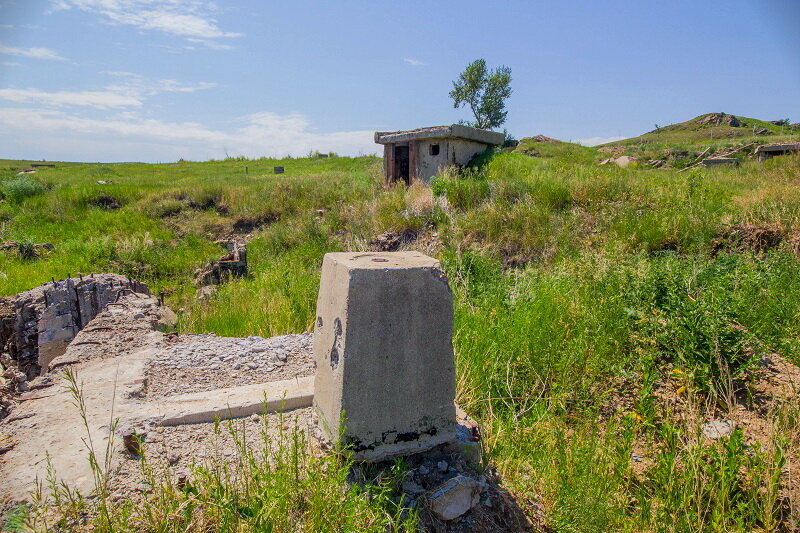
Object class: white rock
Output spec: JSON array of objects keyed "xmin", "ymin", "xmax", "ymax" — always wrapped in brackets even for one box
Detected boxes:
[
  {"xmin": 426, "ymin": 475, "xmax": 481, "ymax": 521},
  {"xmin": 703, "ymin": 419, "xmax": 735, "ymax": 439}
]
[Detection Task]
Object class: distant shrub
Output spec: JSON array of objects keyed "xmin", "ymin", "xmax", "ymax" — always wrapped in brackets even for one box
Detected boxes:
[
  {"xmin": 16, "ymin": 238, "xmax": 36, "ymax": 260},
  {"xmin": 0, "ymin": 176, "xmax": 47, "ymax": 203}
]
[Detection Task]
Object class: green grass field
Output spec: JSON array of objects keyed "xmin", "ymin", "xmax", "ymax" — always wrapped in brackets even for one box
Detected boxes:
[{"xmin": 2, "ymin": 141, "xmax": 800, "ymax": 531}]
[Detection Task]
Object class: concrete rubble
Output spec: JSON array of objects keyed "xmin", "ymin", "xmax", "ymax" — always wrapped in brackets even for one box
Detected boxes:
[
  {"xmin": 0, "ymin": 292, "xmax": 315, "ymax": 501},
  {"xmin": 0, "ymin": 257, "xmax": 532, "ymax": 530},
  {"xmin": 702, "ymin": 419, "xmax": 735, "ymax": 440},
  {"xmin": 194, "ymin": 239, "xmax": 247, "ymax": 285},
  {"xmin": 9, "ymin": 274, "xmax": 150, "ymax": 377}
]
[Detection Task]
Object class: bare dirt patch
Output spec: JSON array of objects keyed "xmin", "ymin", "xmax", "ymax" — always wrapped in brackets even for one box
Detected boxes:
[
  {"xmin": 371, "ymin": 229, "xmax": 418, "ymax": 251},
  {"xmin": 711, "ymin": 223, "xmax": 786, "ymax": 255},
  {"xmin": 232, "ymin": 213, "xmax": 279, "ymax": 234},
  {"xmin": 88, "ymin": 195, "xmax": 122, "ymax": 210}
]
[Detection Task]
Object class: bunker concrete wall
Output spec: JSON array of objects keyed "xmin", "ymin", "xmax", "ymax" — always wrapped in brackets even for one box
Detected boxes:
[
  {"xmin": 414, "ymin": 139, "xmax": 454, "ymax": 183},
  {"xmin": 312, "ymin": 252, "xmax": 456, "ymax": 460},
  {"xmin": 412, "ymin": 139, "xmax": 492, "ymax": 183}
]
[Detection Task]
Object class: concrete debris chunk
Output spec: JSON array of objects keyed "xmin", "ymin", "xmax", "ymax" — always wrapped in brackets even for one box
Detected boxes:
[
  {"xmin": 426, "ymin": 475, "xmax": 482, "ymax": 521},
  {"xmin": 194, "ymin": 239, "xmax": 247, "ymax": 285},
  {"xmin": 11, "ymin": 274, "xmax": 150, "ymax": 377},
  {"xmin": 703, "ymin": 419, "xmax": 735, "ymax": 440}
]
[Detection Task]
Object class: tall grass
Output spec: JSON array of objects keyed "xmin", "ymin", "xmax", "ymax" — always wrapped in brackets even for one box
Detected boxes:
[{"xmin": 4, "ymin": 151, "xmax": 800, "ymax": 530}]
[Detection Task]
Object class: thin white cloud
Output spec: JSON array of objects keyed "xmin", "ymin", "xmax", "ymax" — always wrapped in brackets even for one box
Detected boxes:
[
  {"xmin": 105, "ymin": 71, "xmax": 217, "ymax": 95},
  {"xmin": 0, "ymin": 74, "xmax": 216, "ymax": 108},
  {"xmin": 0, "ymin": 45, "xmax": 66, "ymax": 61},
  {"xmin": 0, "ymin": 88, "xmax": 141, "ymax": 108},
  {"xmin": 50, "ymin": 0, "xmax": 241, "ymax": 46},
  {"xmin": 576, "ymin": 135, "xmax": 626, "ymax": 146},
  {"xmin": 1, "ymin": 61, "xmax": 20, "ymax": 67},
  {"xmin": 0, "ymin": 106, "xmax": 377, "ymax": 160},
  {"xmin": 403, "ymin": 57, "xmax": 426, "ymax": 66}
]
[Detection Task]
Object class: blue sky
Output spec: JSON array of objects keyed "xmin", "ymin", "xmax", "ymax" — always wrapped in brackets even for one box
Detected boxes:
[{"xmin": 0, "ymin": 0, "xmax": 798, "ymax": 162}]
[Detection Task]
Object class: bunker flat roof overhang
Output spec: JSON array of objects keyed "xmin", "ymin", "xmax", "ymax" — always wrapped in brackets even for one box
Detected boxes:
[
  {"xmin": 374, "ymin": 124, "xmax": 505, "ymax": 146},
  {"xmin": 755, "ymin": 142, "xmax": 800, "ymax": 153}
]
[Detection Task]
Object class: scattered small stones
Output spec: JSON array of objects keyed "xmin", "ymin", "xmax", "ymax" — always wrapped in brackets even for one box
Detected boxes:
[
  {"xmin": 146, "ymin": 333, "xmax": 315, "ymax": 396},
  {"xmin": 135, "ymin": 482, "xmax": 153, "ymax": 494}
]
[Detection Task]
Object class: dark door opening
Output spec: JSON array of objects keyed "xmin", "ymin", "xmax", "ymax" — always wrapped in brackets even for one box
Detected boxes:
[{"xmin": 394, "ymin": 145, "xmax": 410, "ymax": 185}]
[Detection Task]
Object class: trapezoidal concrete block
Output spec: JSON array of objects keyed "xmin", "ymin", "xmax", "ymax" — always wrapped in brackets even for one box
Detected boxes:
[{"xmin": 312, "ymin": 251, "xmax": 456, "ymax": 460}]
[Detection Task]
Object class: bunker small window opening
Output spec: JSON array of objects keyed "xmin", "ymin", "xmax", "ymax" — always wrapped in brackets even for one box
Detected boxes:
[{"xmin": 429, "ymin": 144, "xmax": 440, "ymax": 156}]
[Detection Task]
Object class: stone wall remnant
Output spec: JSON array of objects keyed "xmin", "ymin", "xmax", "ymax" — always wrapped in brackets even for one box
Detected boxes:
[
  {"xmin": 10, "ymin": 274, "xmax": 150, "ymax": 377},
  {"xmin": 312, "ymin": 251, "xmax": 456, "ymax": 461}
]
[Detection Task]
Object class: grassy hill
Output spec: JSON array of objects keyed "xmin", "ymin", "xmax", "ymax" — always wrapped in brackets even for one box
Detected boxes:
[
  {"xmin": 606, "ymin": 113, "xmax": 795, "ymax": 145},
  {"xmin": 512, "ymin": 135, "xmax": 599, "ymax": 164},
  {"xmin": 594, "ymin": 113, "xmax": 800, "ymax": 168},
  {"xmin": 2, "ymin": 142, "xmax": 800, "ymax": 530}
]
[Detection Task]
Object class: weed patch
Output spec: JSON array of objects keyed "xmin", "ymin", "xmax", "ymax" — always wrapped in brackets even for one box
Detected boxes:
[{"xmin": 0, "ymin": 175, "xmax": 47, "ymax": 203}]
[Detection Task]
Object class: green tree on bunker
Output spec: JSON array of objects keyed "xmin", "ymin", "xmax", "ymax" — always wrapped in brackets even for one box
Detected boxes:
[{"xmin": 449, "ymin": 58, "xmax": 512, "ymax": 130}]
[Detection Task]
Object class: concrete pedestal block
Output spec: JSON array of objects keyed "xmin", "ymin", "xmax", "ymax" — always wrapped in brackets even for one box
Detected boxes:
[{"xmin": 313, "ymin": 252, "xmax": 456, "ymax": 460}]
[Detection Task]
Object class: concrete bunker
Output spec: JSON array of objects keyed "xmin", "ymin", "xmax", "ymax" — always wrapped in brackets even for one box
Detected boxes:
[
  {"xmin": 375, "ymin": 124, "xmax": 504, "ymax": 185},
  {"xmin": 755, "ymin": 142, "xmax": 800, "ymax": 162}
]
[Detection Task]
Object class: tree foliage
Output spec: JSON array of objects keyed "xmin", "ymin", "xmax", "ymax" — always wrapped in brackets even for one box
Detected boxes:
[{"xmin": 449, "ymin": 59, "xmax": 512, "ymax": 130}]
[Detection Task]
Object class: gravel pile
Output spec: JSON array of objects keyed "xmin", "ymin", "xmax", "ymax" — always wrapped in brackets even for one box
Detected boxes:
[{"xmin": 146, "ymin": 333, "xmax": 315, "ymax": 397}]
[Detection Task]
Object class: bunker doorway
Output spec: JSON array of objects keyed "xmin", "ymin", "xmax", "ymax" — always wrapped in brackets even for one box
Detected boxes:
[{"xmin": 394, "ymin": 144, "xmax": 410, "ymax": 185}]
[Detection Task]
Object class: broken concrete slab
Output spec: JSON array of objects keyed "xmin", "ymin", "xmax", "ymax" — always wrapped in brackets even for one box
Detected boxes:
[
  {"xmin": 0, "ymin": 348, "xmax": 157, "ymax": 500},
  {"xmin": 312, "ymin": 251, "xmax": 456, "ymax": 461},
  {"xmin": 0, "ymin": 350, "xmax": 314, "ymax": 501},
  {"xmin": 11, "ymin": 274, "xmax": 150, "ymax": 376},
  {"xmin": 156, "ymin": 376, "xmax": 314, "ymax": 426},
  {"xmin": 46, "ymin": 292, "xmax": 171, "ymax": 371},
  {"xmin": 702, "ymin": 157, "xmax": 739, "ymax": 167},
  {"xmin": 0, "ymin": 294, "xmax": 317, "ymax": 502}
]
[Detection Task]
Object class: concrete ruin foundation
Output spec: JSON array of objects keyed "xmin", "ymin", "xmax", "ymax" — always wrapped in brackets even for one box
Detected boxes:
[
  {"xmin": 10, "ymin": 274, "xmax": 149, "ymax": 376},
  {"xmin": 312, "ymin": 251, "xmax": 456, "ymax": 460}
]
